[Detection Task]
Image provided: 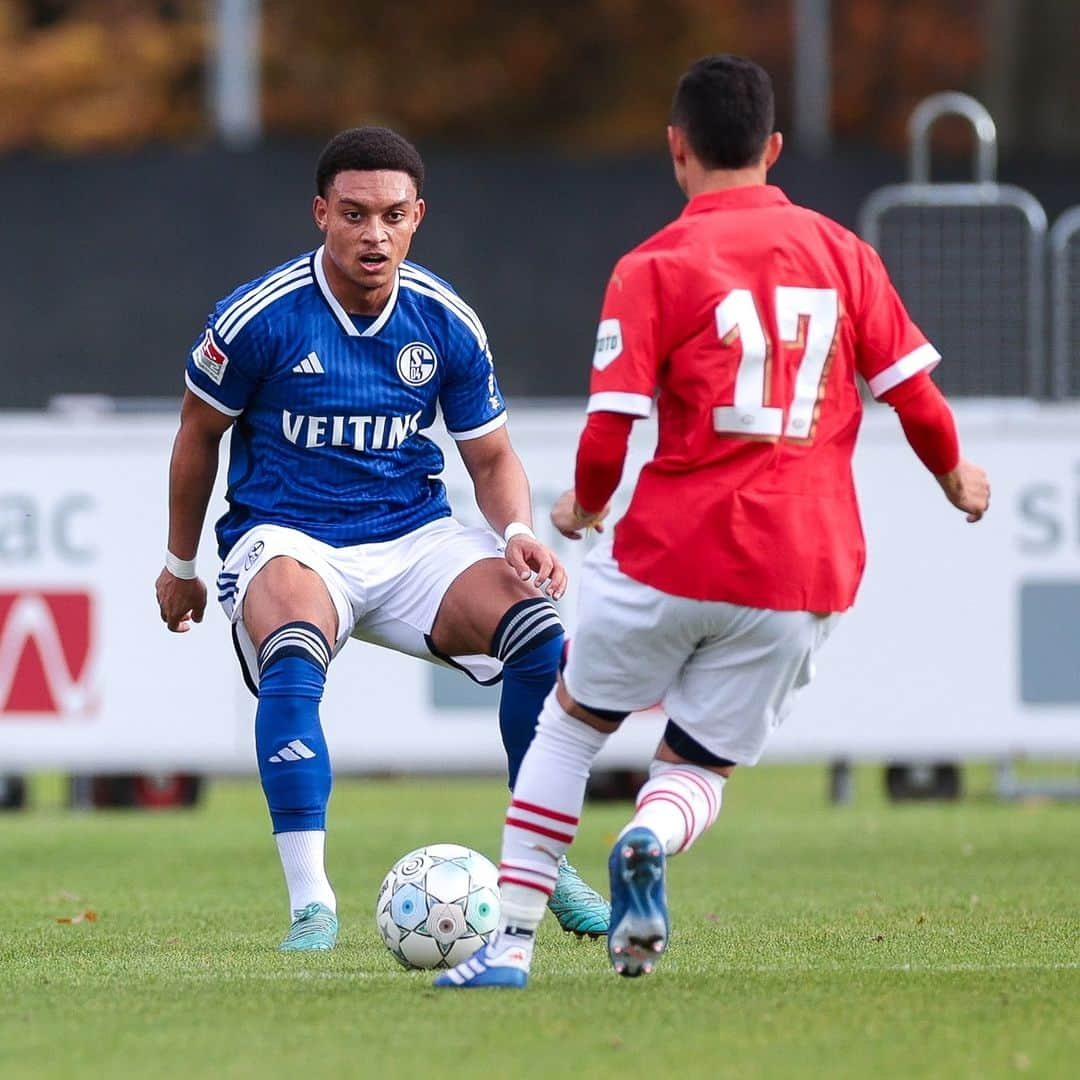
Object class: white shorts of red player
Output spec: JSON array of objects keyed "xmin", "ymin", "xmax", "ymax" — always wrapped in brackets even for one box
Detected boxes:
[
  {"xmin": 218, "ymin": 518, "xmax": 504, "ymax": 692},
  {"xmin": 564, "ymin": 538, "xmax": 840, "ymax": 766}
]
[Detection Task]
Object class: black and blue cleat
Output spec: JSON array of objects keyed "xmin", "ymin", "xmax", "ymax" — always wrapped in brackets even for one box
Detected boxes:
[{"xmin": 607, "ymin": 827, "xmax": 669, "ymax": 977}]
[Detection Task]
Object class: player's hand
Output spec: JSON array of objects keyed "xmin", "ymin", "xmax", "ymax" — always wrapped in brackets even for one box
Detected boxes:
[
  {"xmin": 504, "ymin": 535, "xmax": 567, "ymax": 601},
  {"xmin": 550, "ymin": 488, "xmax": 610, "ymax": 540},
  {"xmin": 936, "ymin": 460, "xmax": 990, "ymax": 523},
  {"xmin": 155, "ymin": 568, "xmax": 208, "ymax": 632}
]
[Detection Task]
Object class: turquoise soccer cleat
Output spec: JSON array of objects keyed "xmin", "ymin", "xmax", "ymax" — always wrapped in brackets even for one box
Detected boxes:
[
  {"xmin": 547, "ymin": 855, "xmax": 610, "ymax": 938},
  {"xmin": 607, "ymin": 828, "xmax": 669, "ymax": 977},
  {"xmin": 433, "ymin": 936, "xmax": 531, "ymax": 989},
  {"xmin": 279, "ymin": 901, "xmax": 338, "ymax": 951}
]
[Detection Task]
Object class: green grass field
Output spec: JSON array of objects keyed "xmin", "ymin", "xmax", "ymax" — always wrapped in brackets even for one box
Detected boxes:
[{"xmin": 1, "ymin": 766, "xmax": 1077, "ymax": 1078}]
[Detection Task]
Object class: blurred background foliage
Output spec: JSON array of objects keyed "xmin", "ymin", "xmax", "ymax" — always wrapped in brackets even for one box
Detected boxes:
[
  {"xmin": 0, "ymin": 1, "xmax": 205, "ymax": 150},
  {"xmin": 258, "ymin": 0, "xmax": 793, "ymax": 151},
  {"xmin": 0, "ymin": 0, "xmax": 1074, "ymax": 155}
]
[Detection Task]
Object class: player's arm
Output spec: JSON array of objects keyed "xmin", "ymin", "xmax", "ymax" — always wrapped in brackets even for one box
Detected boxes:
[
  {"xmin": 879, "ymin": 373, "xmax": 989, "ymax": 522},
  {"xmin": 854, "ymin": 241, "xmax": 990, "ymax": 523},
  {"xmin": 158, "ymin": 312, "xmax": 263, "ymax": 630},
  {"xmin": 551, "ymin": 412, "xmax": 632, "ymax": 540},
  {"xmin": 156, "ymin": 391, "xmax": 234, "ymax": 632},
  {"xmin": 455, "ymin": 427, "xmax": 566, "ymax": 599},
  {"xmin": 552, "ymin": 254, "xmax": 660, "ymax": 540}
]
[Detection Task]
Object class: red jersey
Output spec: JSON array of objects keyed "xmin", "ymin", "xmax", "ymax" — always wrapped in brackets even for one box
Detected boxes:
[{"xmin": 587, "ymin": 185, "xmax": 939, "ymax": 612}]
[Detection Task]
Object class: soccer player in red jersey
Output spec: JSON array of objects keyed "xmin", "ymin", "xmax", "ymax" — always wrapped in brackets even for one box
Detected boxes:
[{"xmin": 435, "ymin": 55, "xmax": 990, "ymax": 989}]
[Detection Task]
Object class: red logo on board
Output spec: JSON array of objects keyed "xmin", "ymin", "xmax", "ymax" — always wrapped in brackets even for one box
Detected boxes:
[{"xmin": 0, "ymin": 591, "xmax": 96, "ymax": 717}]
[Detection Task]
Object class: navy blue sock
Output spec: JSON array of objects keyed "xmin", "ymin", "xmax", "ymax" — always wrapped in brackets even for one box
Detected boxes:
[
  {"xmin": 492, "ymin": 598, "xmax": 564, "ymax": 790},
  {"xmin": 255, "ymin": 622, "xmax": 332, "ymax": 833}
]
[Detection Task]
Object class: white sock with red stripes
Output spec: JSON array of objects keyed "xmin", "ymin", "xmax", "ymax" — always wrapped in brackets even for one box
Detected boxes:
[
  {"xmin": 497, "ymin": 689, "xmax": 610, "ymax": 934},
  {"xmin": 621, "ymin": 759, "xmax": 726, "ymax": 855}
]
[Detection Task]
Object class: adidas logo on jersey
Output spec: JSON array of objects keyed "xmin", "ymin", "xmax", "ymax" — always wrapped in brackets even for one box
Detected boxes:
[
  {"xmin": 268, "ymin": 739, "xmax": 317, "ymax": 763},
  {"xmin": 292, "ymin": 352, "xmax": 324, "ymax": 374}
]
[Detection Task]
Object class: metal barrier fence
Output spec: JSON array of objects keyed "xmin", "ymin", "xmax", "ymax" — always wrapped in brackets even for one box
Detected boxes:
[
  {"xmin": 1050, "ymin": 206, "xmax": 1080, "ymax": 399},
  {"xmin": 859, "ymin": 93, "xmax": 1047, "ymax": 398}
]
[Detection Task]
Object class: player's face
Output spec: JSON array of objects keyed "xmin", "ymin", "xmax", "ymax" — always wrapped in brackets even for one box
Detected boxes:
[{"xmin": 313, "ymin": 170, "xmax": 425, "ymax": 314}]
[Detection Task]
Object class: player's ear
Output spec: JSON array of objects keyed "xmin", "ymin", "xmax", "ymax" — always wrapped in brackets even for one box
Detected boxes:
[
  {"xmin": 763, "ymin": 131, "xmax": 783, "ymax": 170},
  {"xmin": 313, "ymin": 194, "xmax": 329, "ymax": 233},
  {"xmin": 667, "ymin": 125, "xmax": 690, "ymax": 194},
  {"xmin": 412, "ymin": 198, "xmax": 426, "ymax": 232},
  {"xmin": 666, "ymin": 125, "xmax": 686, "ymax": 165}
]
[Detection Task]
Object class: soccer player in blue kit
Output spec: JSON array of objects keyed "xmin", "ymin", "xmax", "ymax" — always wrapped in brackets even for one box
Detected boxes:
[{"xmin": 155, "ymin": 127, "xmax": 609, "ymax": 949}]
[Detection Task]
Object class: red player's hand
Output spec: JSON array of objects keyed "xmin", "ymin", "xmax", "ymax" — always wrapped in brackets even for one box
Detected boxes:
[
  {"xmin": 155, "ymin": 567, "xmax": 208, "ymax": 632},
  {"xmin": 550, "ymin": 489, "xmax": 610, "ymax": 541},
  {"xmin": 936, "ymin": 460, "xmax": 990, "ymax": 523}
]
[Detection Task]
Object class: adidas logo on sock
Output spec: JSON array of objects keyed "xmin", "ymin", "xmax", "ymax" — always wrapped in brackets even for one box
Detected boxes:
[
  {"xmin": 292, "ymin": 352, "xmax": 324, "ymax": 374},
  {"xmin": 269, "ymin": 739, "xmax": 317, "ymax": 763}
]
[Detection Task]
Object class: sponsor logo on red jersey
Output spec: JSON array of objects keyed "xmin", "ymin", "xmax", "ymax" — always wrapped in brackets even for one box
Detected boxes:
[{"xmin": 0, "ymin": 591, "xmax": 96, "ymax": 718}]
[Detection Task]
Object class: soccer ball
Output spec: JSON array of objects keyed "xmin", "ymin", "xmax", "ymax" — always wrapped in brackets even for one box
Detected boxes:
[{"xmin": 376, "ymin": 843, "xmax": 500, "ymax": 969}]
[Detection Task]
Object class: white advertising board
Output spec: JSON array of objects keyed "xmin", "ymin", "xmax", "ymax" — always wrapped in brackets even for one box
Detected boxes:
[{"xmin": 1, "ymin": 400, "xmax": 1078, "ymax": 771}]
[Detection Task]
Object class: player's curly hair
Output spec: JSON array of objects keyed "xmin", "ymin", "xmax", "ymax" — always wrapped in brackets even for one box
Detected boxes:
[
  {"xmin": 671, "ymin": 55, "xmax": 774, "ymax": 170},
  {"xmin": 316, "ymin": 126, "xmax": 425, "ymax": 197}
]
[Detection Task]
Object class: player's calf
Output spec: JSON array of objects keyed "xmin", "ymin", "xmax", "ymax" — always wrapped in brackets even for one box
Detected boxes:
[
  {"xmin": 622, "ymin": 752, "xmax": 727, "ymax": 856},
  {"xmin": 494, "ymin": 611, "xmax": 614, "ymax": 935},
  {"xmin": 254, "ymin": 621, "xmax": 338, "ymax": 937},
  {"xmin": 491, "ymin": 596, "xmax": 564, "ymax": 789},
  {"xmin": 255, "ymin": 621, "xmax": 333, "ymax": 831},
  {"xmin": 499, "ymin": 688, "xmax": 611, "ymax": 934}
]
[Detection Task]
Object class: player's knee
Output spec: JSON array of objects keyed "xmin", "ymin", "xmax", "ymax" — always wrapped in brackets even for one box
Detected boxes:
[
  {"xmin": 661, "ymin": 719, "xmax": 736, "ymax": 771},
  {"xmin": 257, "ymin": 621, "xmax": 331, "ymax": 698},
  {"xmin": 575, "ymin": 702, "xmax": 631, "ymax": 726},
  {"xmin": 535, "ymin": 691, "xmax": 616, "ymax": 746},
  {"xmin": 245, "ymin": 557, "xmax": 337, "ymax": 648},
  {"xmin": 492, "ymin": 598, "xmax": 564, "ymax": 675},
  {"xmin": 549, "ymin": 673, "xmax": 629, "ymax": 729}
]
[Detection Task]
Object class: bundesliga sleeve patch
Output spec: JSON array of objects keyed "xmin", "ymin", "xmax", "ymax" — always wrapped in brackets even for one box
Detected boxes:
[
  {"xmin": 592, "ymin": 318, "xmax": 623, "ymax": 370},
  {"xmin": 192, "ymin": 329, "xmax": 230, "ymax": 385}
]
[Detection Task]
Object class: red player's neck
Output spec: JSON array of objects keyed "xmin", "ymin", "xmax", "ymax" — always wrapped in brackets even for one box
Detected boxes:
[{"xmin": 685, "ymin": 164, "xmax": 769, "ymax": 199}]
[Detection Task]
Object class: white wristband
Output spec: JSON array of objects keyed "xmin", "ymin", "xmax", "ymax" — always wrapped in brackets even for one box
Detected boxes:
[
  {"xmin": 166, "ymin": 551, "xmax": 198, "ymax": 580},
  {"xmin": 503, "ymin": 521, "xmax": 536, "ymax": 544}
]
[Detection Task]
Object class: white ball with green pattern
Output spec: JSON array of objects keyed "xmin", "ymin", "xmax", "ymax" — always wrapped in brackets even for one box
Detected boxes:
[{"xmin": 376, "ymin": 843, "xmax": 501, "ymax": 969}]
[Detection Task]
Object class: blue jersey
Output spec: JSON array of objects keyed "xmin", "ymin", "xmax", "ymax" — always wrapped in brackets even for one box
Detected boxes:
[{"xmin": 185, "ymin": 247, "xmax": 507, "ymax": 559}]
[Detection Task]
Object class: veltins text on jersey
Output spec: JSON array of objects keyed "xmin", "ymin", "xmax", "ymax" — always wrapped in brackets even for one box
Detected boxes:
[{"xmin": 281, "ymin": 409, "xmax": 422, "ymax": 451}]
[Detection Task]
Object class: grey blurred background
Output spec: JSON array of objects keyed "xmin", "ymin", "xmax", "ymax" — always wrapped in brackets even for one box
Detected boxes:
[{"xmin": 1, "ymin": 0, "xmax": 1078, "ymax": 407}]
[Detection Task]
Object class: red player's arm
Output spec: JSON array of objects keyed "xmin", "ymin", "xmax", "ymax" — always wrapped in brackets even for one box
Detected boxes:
[
  {"xmin": 574, "ymin": 411, "xmax": 635, "ymax": 514},
  {"xmin": 878, "ymin": 371, "xmax": 960, "ymax": 476},
  {"xmin": 577, "ymin": 374, "xmax": 971, "ymax": 521},
  {"xmin": 880, "ymin": 371, "xmax": 988, "ymax": 522},
  {"xmin": 580, "ymin": 370, "xmax": 960, "ymax": 493}
]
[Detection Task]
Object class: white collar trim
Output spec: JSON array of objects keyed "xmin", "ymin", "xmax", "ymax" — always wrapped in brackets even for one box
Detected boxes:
[{"xmin": 313, "ymin": 245, "xmax": 399, "ymax": 338}]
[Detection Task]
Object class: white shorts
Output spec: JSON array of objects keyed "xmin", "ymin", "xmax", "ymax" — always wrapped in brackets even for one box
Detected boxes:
[
  {"xmin": 562, "ymin": 540, "xmax": 839, "ymax": 766},
  {"xmin": 217, "ymin": 518, "xmax": 505, "ymax": 692}
]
